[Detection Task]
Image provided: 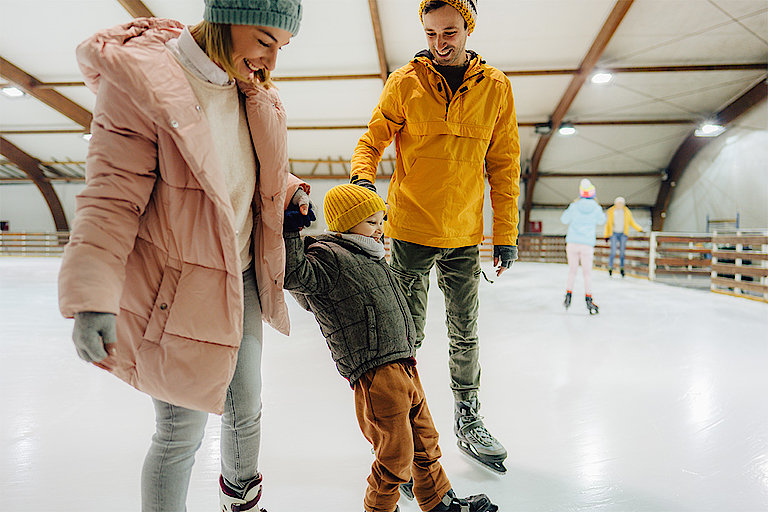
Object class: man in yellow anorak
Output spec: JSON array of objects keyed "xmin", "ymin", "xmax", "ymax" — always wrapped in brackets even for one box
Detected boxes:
[{"xmin": 350, "ymin": 0, "xmax": 520, "ymax": 476}]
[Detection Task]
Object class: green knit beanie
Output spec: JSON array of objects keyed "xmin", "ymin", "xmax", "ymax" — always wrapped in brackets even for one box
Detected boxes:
[{"xmin": 204, "ymin": 0, "xmax": 303, "ymax": 36}]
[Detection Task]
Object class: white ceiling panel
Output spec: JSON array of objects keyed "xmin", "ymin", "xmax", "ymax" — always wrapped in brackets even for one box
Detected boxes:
[
  {"xmin": 279, "ymin": 79, "xmax": 383, "ymax": 124},
  {"xmin": 0, "ymin": 95, "xmax": 80, "ymax": 129},
  {"xmin": 602, "ymin": 0, "xmax": 768, "ymax": 66},
  {"xmin": 0, "ymin": 0, "xmax": 132, "ymax": 81},
  {"xmin": 3, "ymin": 133, "xmax": 90, "ymax": 162},
  {"xmin": 509, "ymin": 75, "xmax": 572, "ymax": 121},
  {"xmin": 540, "ymin": 125, "xmax": 691, "ymax": 171},
  {"xmin": 569, "ymin": 71, "xmax": 766, "ymax": 120}
]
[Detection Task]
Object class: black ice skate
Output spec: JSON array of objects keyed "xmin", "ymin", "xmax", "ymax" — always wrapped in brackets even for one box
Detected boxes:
[
  {"xmin": 400, "ymin": 478, "xmax": 414, "ymax": 501},
  {"xmin": 585, "ymin": 295, "xmax": 599, "ymax": 315},
  {"xmin": 564, "ymin": 290, "xmax": 572, "ymax": 309},
  {"xmin": 455, "ymin": 398, "xmax": 507, "ymax": 474},
  {"xmin": 608, "ymin": 268, "xmax": 613, "ymax": 276},
  {"xmin": 429, "ymin": 489, "xmax": 498, "ymax": 512},
  {"xmin": 620, "ymin": 267, "xmax": 625, "ymax": 278}
]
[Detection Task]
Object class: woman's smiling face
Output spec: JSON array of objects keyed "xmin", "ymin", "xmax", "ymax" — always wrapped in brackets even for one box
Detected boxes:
[{"xmin": 229, "ymin": 24, "xmax": 292, "ymax": 78}]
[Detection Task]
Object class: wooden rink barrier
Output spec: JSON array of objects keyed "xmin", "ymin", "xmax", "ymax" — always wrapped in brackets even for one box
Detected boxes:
[
  {"xmin": 3, "ymin": 230, "xmax": 767, "ymax": 303},
  {"xmin": 0, "ymin": 232, "xmax": 69, "ymax": 256}
]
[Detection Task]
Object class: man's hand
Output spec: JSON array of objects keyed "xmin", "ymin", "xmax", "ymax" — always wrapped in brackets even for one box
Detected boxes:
[
  {"xmin": 493, "ymin": 245, "xmax": 518, "ymax": 277},
  {"xmin": 73, "ymin": 312, "xmax": 117, "ymax": 363}
]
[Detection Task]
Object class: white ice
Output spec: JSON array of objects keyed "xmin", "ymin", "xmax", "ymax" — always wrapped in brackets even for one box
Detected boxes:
[{"xmin": 2, "ymin": 257, "xmax": 767, "ymax": 511}]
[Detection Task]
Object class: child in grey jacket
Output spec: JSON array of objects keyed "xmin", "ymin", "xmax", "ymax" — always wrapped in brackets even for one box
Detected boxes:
[{"xmin": 283, "ymin": 184, "xmax": 498, "ymax": 512}]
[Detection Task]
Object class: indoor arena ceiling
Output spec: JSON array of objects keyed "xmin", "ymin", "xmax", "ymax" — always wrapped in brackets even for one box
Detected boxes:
[{"xmin": 0, "ymin": 0, "xmax": 766, "ymax": 231}]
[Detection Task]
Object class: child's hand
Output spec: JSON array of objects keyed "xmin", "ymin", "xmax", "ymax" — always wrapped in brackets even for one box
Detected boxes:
[{"xmin": 284, "ymin": 203, "xmax": 316, "ymax": 232}]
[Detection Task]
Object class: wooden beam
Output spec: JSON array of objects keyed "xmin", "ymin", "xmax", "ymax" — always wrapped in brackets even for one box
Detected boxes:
[
  {"xmin": 367, "ymin": 0, "xmax": 389, "ymax": 83},
  {"xmin": 532, "ymin": 202, "xmax": 653, "ymax": 209},
  {"xmin": 0, "ymin": 137, "xmax": 69, "ymax": 231},
  {"xmin": 116, "ymin": 0, "xmax": 154, "ymax": 18},
  {"xmin": 0, "ymin": 57, "xmax": 92, "ymax": 129},
  {"xmin": 539, "ymin": 171, "xmax": 662, "ymax": 178},
  {"xmin": 1, "ymin": 119, "xmax": 695, "ymax": 136},
  {"xmin": 288, "ymin": 125, "xmax": 368, "ymax": 131},
  {"xmin": 523, "ymin": 0, "xmax": 635, "ymax": 232},
  {"xmin": 652, "ymin": 77, "xmax": 767, "ymax": 230},
  {"xmin": 2, "ymin": 62, "xmax": 763, "ymax": 89},
  {"xmin": 0, "ymin": 129, "xmax": 86, "ymax": 135},
  {"xmin": 274, "ymin": 73, "xmax": 381, "ymax": 82}
]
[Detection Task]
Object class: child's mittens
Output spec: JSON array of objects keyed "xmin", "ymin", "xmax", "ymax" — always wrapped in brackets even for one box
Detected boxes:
[{"xmin": 284, "ymin": 202, "xmax": 317, "ymax": 232}]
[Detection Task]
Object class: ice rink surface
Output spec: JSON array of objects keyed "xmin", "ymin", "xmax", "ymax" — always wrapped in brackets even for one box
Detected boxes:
[{"xmin": 2, "ymin": 257, "xmax": 767, "ymax": 511}]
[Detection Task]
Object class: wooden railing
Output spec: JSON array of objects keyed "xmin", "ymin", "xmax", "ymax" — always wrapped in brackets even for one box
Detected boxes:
[
  {"xmin": 0, "ymin": 232, "xmax": 69, "ymax": 256},
  {"xmin": 710, "ymin": 232, "xmax": 768, "ymax": 301},
  {"xmin": 648, "ymin": 233, "xmax": 712, "ymax": 281},
  {"xmin": 4, "ymin": 230, "xmax": 767, "ymax": 302}
]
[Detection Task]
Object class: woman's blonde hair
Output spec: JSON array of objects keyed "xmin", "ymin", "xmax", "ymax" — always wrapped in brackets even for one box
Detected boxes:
[{"xmin": 190, "ymin": 21, "xmax": 273, "ymax": 88}]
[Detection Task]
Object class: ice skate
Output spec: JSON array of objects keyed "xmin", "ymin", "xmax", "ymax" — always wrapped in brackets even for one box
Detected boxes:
[
  {"xmin": 608, "ymin": 268, "xmax": 613, "ymax": 276},
  {"xmin": 454, "ymin": 398, "xmax": 507, "ymax": 474},
  {"xmin": 400, "ymin": 478, "xmax": 414, "ymax": 501},
  {"xmin": 220, "ymin": 474, "xmax": 266, "ymax": 512},
  {"xmin": 620, "ymin": 267, "xmax": 625, "ymax": 278},
  {"xmin": 564, "ymin": 290, "xmax": 572, "ymax": 309},
  {"xmin": 429, "ymin": 489, "xmax": 498, "ymax": 512},
  {"xmin": 585, "ymin": 295, "xmax": 599, "ymax": 315}
]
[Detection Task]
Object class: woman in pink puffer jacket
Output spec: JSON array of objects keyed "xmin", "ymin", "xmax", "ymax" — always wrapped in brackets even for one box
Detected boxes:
[{"xmin": 58, "ymin": 1, "xmax": 308, "ymax": 510}]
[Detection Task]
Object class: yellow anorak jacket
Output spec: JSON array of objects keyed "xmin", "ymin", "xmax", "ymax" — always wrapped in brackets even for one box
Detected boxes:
[
  {"xmin": 351, "ymin": 51, "xmax": 520, "ymax": 248},
  {"xmin": 604, "ymin": 205, "xmax": 644, "ymax": 237}
]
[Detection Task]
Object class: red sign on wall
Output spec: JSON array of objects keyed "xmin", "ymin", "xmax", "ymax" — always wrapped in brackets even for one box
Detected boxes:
[{"xmin": 528, "ymin": 221, "xmax": 542, "ymax": 233}]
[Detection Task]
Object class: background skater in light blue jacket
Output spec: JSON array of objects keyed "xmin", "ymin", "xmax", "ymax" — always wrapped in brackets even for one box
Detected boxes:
[{"xmin": 560, "ymin": 179, "xmax": 606, "ymax": 314}]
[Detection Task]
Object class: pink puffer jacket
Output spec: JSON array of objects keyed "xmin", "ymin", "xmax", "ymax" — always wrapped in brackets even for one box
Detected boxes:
[{"xmin": 58, "ymin": 18, "xmax": 307, "ymax": 414}]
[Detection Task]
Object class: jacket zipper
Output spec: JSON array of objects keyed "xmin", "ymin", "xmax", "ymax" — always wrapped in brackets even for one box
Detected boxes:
[
  {"xmin": 381, "ymin": 261, "xmax": 413, "ymax": 342},
  {"xmin": 433, "ymin": 65, "xmax": 485, "ymax": 121}
]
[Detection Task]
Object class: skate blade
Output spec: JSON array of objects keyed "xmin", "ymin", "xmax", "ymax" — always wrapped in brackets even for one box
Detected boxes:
[{"xmin": 457, "ymin": 441, "xmax": 507, "ymax": 475}]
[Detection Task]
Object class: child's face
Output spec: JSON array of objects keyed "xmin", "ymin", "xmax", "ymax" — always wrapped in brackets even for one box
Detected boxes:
[{"xmin": 348, "ymin": 210, "xmax": 385, "ymax": 242}]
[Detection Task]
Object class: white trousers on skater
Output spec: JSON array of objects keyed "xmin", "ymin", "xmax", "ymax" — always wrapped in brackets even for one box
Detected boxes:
[{"xmin": 566, "ymin": 242, "xmax": 594, "ymax": 295}]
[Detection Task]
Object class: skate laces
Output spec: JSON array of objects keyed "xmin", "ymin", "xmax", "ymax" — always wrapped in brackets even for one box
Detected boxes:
[{"xmin": 459, "ymin": 407, "xmax": 497, "ymax": 446}]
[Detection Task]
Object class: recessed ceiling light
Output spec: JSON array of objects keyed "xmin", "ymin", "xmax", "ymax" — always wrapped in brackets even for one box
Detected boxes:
[
  {"xmin": 1, "ymin": 86, "xmax": 25, "ymax": 98},
  {"xmin": 591, "ymin": 72, "xmax": 613, "ymax": 84},
  {"xmin": 81, "ymin": 133, "xmax": 92, "ymax": 141},
  {"xmin": 558, "ymin": 123, "xmax": 577, "ymax": 136},
  {"xmin": 694, "ymin": 122, "xmax": 725, "ymax": 137}
]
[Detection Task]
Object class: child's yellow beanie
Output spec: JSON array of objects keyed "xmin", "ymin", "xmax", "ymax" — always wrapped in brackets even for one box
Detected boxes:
[{"xmin": 323, "ymin": 184, "xmax": 386, "ymax": 233}]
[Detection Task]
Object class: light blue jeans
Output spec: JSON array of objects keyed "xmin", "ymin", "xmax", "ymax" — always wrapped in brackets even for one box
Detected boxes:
[
  {"xmin": 141, "ymin": 270, "xmax": 264, "ymax": 512},
  {"xmin": 609, "ymin": 233, "xmax": 628, "ymax": 269}
]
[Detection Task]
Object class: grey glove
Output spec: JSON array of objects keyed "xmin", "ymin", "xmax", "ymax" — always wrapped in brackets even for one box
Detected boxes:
[
  {"xmin": 73, "ymin": 312, "xmax": 117, "ymax": 363},
  {"xmin": 493, "ymin": 245, "xmax": 518, "ymax": 269}
]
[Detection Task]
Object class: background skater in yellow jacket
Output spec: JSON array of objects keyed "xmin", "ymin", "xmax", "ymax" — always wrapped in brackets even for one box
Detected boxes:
[
  {"xmin": 604, "ymin": 196, "xmax": 645, "ymax": 277},
  {"xmin": 350, "ymin": 0, "xmax": 520, "ymax": 478}
]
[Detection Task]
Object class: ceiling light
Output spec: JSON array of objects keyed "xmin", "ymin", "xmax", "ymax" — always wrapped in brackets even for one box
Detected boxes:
[
  {"xmin": 558, "ymin": 123, "xmax": 577, "ymax": 136},
  {"xmin": 694, "ymin": 122, "xmax": 725, "ymax": 137},
  {"xmin": 1, "ymin": 86, "xmax": 25, "ymax": 98},
  {"xmin": 81, "ymin": 133, "xmax": 92, "ymax": 141},
  {"xmin": 591, "ymin": 72, "xmax": 613, "ymax": 84}
]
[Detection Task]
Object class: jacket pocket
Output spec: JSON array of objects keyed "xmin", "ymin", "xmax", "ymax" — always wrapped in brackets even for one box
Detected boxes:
[
  {"xmin": 365, "ymin": 305, "xmax": 379, "ymax": 354},
  {"xmin": 143, "ymin": 266, "xmax": 181, "ymax": 343}
]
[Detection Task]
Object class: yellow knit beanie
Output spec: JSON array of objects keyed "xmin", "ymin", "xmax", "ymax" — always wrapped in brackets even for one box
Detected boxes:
[
  {"xmin": 419, "ymin": 0, "xmax": 478, "ymax": 35},
  {"xmin": 323, "ymin": 184, "xmax": 387, "ymax": 233}
]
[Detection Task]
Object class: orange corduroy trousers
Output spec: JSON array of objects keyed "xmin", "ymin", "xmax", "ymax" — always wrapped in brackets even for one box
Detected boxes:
[{"xmin": 354, "ymin": 361, "xmax": 452, "ymax": 512}]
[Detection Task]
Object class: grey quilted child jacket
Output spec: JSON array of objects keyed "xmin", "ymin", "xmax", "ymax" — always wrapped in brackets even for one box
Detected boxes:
[{"xmin": 283, "ymin": 231, "xmax": 416, "ymax": 385}]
